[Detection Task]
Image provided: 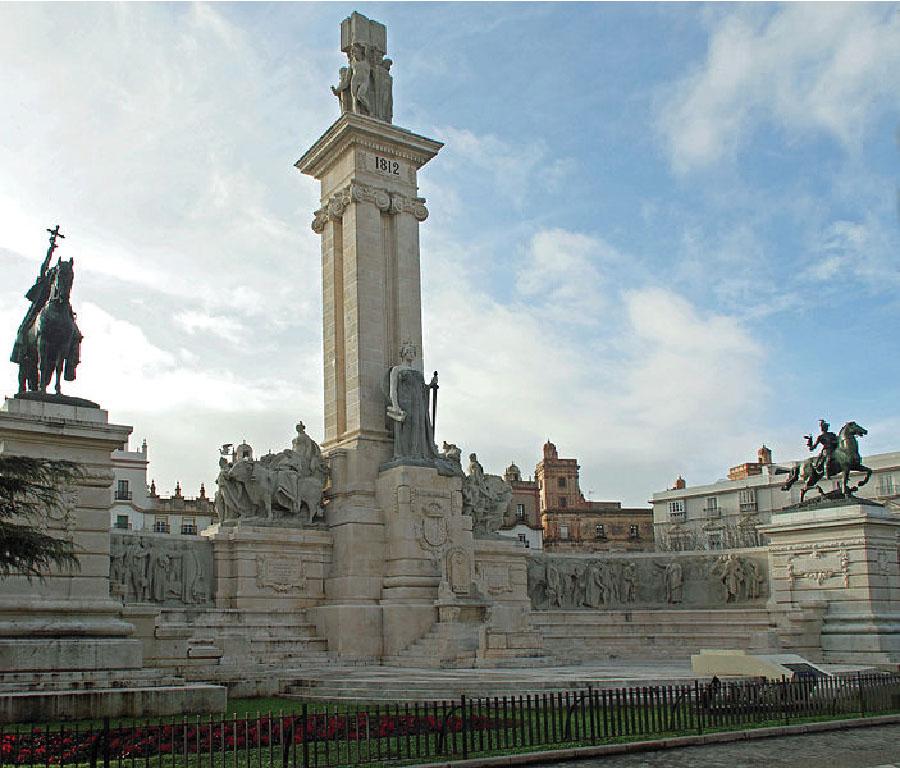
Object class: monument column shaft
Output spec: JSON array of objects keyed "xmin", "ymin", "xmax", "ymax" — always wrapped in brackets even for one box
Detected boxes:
[{"xmin": 300, "ymin": 113, "xmax": 441, "ymax": 452}]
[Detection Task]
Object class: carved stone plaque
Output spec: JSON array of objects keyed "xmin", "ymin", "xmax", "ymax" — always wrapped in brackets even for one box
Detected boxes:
[{"xmin": 256, "ymin": 556, "xmax": 306, "ymax": 593}]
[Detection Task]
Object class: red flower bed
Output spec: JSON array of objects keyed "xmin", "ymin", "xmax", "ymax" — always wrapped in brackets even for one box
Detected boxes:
[{"xmin": 3, "ymin": 711, "xmax": 511, "ymax": 765}]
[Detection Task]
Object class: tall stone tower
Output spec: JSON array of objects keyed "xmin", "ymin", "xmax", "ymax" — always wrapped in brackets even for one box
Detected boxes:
[{"xmin": 296, "ymin": 12, "xmax": 444, "ymax": 657}]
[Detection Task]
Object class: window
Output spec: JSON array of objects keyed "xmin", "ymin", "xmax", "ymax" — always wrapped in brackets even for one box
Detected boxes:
[
  {"xmin": 115, "ymin": 515, "xmax": 129, "ymax": 530},
  {"xmin": 668, "ymin": 500, "xmax": 685, "ymax": 520},
  {"xmin": 595, "ymin": 524, "xmax": 606, "ymax": 539},
  {"xmin": 559, "ymin": 524, "xmax": 569, "ymax": 540},
  {"xmin": 181, "ymin": 517, "xmax": 197, "ymax": 535},
  {"xmin": 558, "ymin": 477, "xmax": 567, "ymax": 488},
  {"xmin": 704, "ymin": 497, "xmax": 719, "ymax": 516},
  {"xmin": 515, "ymin": 503, "xmax": 526, "ymax": 520},
  {"xmin": 877, "ymin": 474, "xmax": 895, "ymax": 496},
  {"xmin": 559, "ymin": 497, "xmax": 568, "ymax": 508},
  {"xmin": 153, "ymin": 516, "xmax": 170, "ymax": 534},
  {"xmin": 517, "ymin": 533, "xmax": 526, "ymax": 544},
  {"xmin": 739, "ymin": 489, "xmax": 757, "ymax": 513},
  {"xmin": 629, "ymin": 525, "xmax": 639, "ymax": 539},
  {"xmin": 115, "ymin": 479, "xmax": 131, "ymax": 501}
]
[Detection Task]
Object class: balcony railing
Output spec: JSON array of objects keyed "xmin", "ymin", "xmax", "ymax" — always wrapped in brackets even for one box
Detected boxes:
[
  {"xmin": 181, "ymin": 525, "xmax": 197, "ymax": 535},
  {"xmin": 114, "ymin": 490, "xmax": 133, "ymax": 501},
  {"xmin": 152, "ymin": 523, "xmax": 170, "ymax": 534}
]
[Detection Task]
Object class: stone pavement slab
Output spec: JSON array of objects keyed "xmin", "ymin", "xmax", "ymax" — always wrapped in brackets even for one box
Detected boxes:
[{"xmin": 542, "ymin": 723, "xmax": 900, "ymax": 768}]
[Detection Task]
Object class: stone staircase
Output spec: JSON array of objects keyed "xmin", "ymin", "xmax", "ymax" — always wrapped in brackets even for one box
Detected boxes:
[
  {"xmin": 382, "ymin": 620, "xmax": 480, "ymax": 669},
  {"xmin": 0, "ymin": 668, "xmax": 186, "ymax": 693},
  {"xmin": 532, "ymin": 608, "xmax": 779, "ymax": 662},
  {"xmin": 280, "ymin": 662, "xmax": 707, "ymax": 702},
  {"xmin": 147, "ymin": 608, "xmax": 332, "ymax": 695}
]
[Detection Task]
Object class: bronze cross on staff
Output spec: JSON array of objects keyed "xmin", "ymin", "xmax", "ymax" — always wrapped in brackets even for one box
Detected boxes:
[{"xmin": 46, "ymin": 225, "xmax": 65, "ymax": 252}]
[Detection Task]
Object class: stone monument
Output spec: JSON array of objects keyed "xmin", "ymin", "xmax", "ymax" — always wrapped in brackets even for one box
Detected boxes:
[
  {"xmin": 297, "ymin": 12, "xmax": 541, "ymax": 663},
  {"xmin": 0, "ymin": 230, "xmax": 225, "ymax": 719},
  {"xmin": 762, "ymin": 420, "xmax": 899, "ymax": 664}
]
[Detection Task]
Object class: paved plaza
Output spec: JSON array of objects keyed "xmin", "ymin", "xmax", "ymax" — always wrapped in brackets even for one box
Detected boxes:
[{"xmin": 535, "ymin": 723, "xmax": 900, "ymax": 768}]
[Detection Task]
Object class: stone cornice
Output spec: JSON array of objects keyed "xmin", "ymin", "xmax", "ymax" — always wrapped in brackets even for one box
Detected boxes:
[
  {"xmin": 312, "ymin": 182, "xmax": 428, "ymax": 233},
  {"xmin": 296, "ymin": 113, "xmax": 443, "ymax": 179}
]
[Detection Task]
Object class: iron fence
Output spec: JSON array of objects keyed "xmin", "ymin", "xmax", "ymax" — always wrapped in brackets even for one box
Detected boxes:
[{"xmin": 2, "ymin": 672, "xmax": 898, "ymax": 767}]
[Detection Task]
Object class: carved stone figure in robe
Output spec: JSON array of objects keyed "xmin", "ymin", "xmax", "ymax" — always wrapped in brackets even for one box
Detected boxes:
[
  {"xmin": 655, "ymin": 561, "xmax": 684, "ymax": 604},
  {"xmin": 546, "ymin": 561, "xmax": 563, "ymax": 608},
  {"xmin": 713, "ymin": 553, "xmax": 745, "ymax": 603},
  {"xmin": 622, "ymin": 562, "xmax": 637, "ymax": 603},
  {"xmin": 384, "ymin": 342, "xmax": 439, "ymax": 463},
  {"xmin": 373, "ymin": 57, "xmax": 393, "ymax": 123},
  {"xmin": 586, "ymin": 563, "xmax": 607, "ymax": 608},
  {"xmin": 181, "ymin": 548, "xmax": 202, "ymax": 604}
]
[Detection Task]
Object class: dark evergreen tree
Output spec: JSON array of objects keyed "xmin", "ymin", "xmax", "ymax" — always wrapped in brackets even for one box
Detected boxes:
[{"xmin": 0, "ymin": 456, "xmax": 81, "ymax": 579}]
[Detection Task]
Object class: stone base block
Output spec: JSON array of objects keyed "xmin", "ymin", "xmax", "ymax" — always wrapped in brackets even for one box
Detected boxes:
[
  {"xmin": 204, "ymin": 524, "xmax": 331, "ymax": 611},
  {"xmin": 310, "ymin": 604, "xmax": 382, "ymax": 659},
  {"xmin": 0, "ymin": 638, "xmax": 142, "ymax": 672},
  {"xmin": 0, "ymin": 684, "xmax": 226, "ymax": 723},
  {"xmin": 382, "ymin": 603, "xmax": 436, "ymax": 657}
]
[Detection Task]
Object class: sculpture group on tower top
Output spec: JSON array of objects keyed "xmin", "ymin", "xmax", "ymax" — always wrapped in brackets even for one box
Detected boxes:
[{"xmin": 332, "ymin": 12, "xmax": 393, "ymax": 123}]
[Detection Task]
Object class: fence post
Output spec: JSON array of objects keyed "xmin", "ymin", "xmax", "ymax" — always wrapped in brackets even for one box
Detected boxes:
[
  {"xmin": 301, "ymin": 703, "xmax": 309, "ymax": 768},
  {"xmin": 693, "ymin": 681, "xmax": 702, "ymax": 735},
  {"xmin": 461, "ymin": 695, "xmax": 468, "ymax": 759},
  {"xmin": 102, "ymin": 717, "xmax": 110, "ymax": 768},
  {"xmin": 857, "ymin": 672, "xmax": 866, "ymax": 717},
  {"xmin": 781, "ymin": 676, "xmax": 790, "ymax": 726}
]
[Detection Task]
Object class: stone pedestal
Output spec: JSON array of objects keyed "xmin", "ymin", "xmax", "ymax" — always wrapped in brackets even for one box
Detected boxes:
[
  {"xmin": 203, "ymin": 523, "xmax": 331, "ymax": 611},
  {"xmin": 761, "ymin": 503, "xmax": 900, "ymax": 665},
  {"xmin": 376, "ymin": 464, "xmax": 468, "ymax": 656},
  {"xmin": 0, "ymin": 396, "xmax": 141, "ymax": 672}
]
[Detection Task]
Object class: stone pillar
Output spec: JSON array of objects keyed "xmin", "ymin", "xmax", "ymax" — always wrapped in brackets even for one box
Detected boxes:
[
  {"xmin": 0, "ymin": 396, "xmax": 141, "ymax": 672},
  {"xmin": 761, "ymin": 503, "xmax": 900, "ymax": 665},
  {"xmin": 375, "ymin": 465, "xmax": 468, "ymax": 656},
  {"xmin": 297, "ymin": 113, "xmax": 442, "ymax": 660}
]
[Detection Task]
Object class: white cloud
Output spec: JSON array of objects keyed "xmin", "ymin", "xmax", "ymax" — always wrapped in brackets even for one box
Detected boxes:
[
  {"xmin": 516, "ymin": 229, "xmax": 619, "ymax": 324},
  {"xmin": 424, "ymin": 229, "xmax": 768, "ymax": 504},
  {"xmin": 433, "ymin": 126, "xmax": 572, "ymax": 207},
  {"xmin": 659, "ymin": 5, "xmax": 900, "ymax": 172}
]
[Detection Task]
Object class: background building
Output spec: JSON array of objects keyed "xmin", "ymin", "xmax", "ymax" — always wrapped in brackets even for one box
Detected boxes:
[
  {"xmin": 534, "ymin": 441, "xmax": 653, "ymax": 552},
  {"xmin": 652, "ymin": 446, "xmax": 900, "ymax": 551},
  {"xmin": 110, "ymin": 440, "xmax": 216, "ymax": 535},
  {"xmin": 497, "ymin": 463, "xmax": 543, "ymax": 549}
]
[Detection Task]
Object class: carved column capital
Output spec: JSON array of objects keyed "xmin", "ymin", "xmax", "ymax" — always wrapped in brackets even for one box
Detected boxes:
[{"xmin": 312, "ymin": 184, "xmax": 430, "ymax": 232}]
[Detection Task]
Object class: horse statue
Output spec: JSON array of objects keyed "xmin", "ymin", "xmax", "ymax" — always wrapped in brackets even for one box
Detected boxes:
[
  {"xmin": 781, "ymin": 421, "xmax": 872, "ymax": 502},
  {"xmin": 16, "ymin": 258, "xmax": 82, "ymax": 396}
]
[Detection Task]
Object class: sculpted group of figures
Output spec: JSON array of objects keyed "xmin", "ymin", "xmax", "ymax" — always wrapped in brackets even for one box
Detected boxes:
[
  {"xmin": 214, "ymin": 423, "xmax": 327, "ymax": 526},
  {"xmin": 527, "ymin": 558, "xmax": 638, "ymax": 609},
  {"xmin": 527, "ymin": 554, "xmax": 767, "ymax": 610},
  {"xmin": 110, "ymin": 536, "xmax": 210, "ymax": 605},
  {"xmin": 332, "ymin": 12, "xmax": 393, "ymax": 123}
]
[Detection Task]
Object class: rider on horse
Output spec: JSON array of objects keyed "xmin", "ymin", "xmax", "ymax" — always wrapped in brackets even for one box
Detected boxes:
[
  {"xmin": 805, "ymin": 419, "xmax": 838, "ymax": 479},
  {"xmin": 10, "ymin": 231, "xmax": 59, "ymax": 368}
]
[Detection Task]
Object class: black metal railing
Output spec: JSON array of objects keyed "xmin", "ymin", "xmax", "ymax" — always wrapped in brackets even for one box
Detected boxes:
[
  {"xmin": 2, "ymin": 672, "xmax": 898, "ymax": 767},
  {"xmin": 114, "ymin": 490, "xmax": 133, "ymax": 501}
]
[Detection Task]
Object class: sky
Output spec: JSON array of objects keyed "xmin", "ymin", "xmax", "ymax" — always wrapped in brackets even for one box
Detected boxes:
[{"xmin": 1, "ymin": 2, "xmax": 898, "ymax": 507}]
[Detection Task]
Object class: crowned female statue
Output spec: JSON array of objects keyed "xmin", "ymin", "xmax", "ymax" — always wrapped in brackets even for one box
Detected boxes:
[{"xmin": 384, "ymin": 341, "xmax": 439, "ymax": 462}]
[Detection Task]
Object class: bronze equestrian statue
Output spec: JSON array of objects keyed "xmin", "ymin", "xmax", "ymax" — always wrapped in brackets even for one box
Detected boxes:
[
  {"xmin": 781, "ymin": 420, "xmax": 872, "ymax": 503},
  {"xmin": 10, "ymin": 226, "xmax": 82, "ymax": 396}
]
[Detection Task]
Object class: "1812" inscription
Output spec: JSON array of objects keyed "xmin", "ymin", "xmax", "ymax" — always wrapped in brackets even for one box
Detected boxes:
[{"xmin": 373, "ymin": 155, "xmax": 400, "ymax": 175}]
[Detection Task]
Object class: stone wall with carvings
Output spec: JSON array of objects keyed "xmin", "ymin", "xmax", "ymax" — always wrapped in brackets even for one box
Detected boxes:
[
  {"xmin": 111, "ymin": 531, "xmax": 213, "ymax": 607},
  {"xmin": 526, "ymin": 550, "xmax": 769, "ymax": 610}
]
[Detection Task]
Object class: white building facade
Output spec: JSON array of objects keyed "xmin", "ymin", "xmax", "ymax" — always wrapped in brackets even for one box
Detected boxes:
[
  {"xmin": 110, "ymin": 441, "xmax": 216, "ymax": 535},
  {"xmin": 652, "ymin": 450, "xmax": 900, "ymax": 551}
]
